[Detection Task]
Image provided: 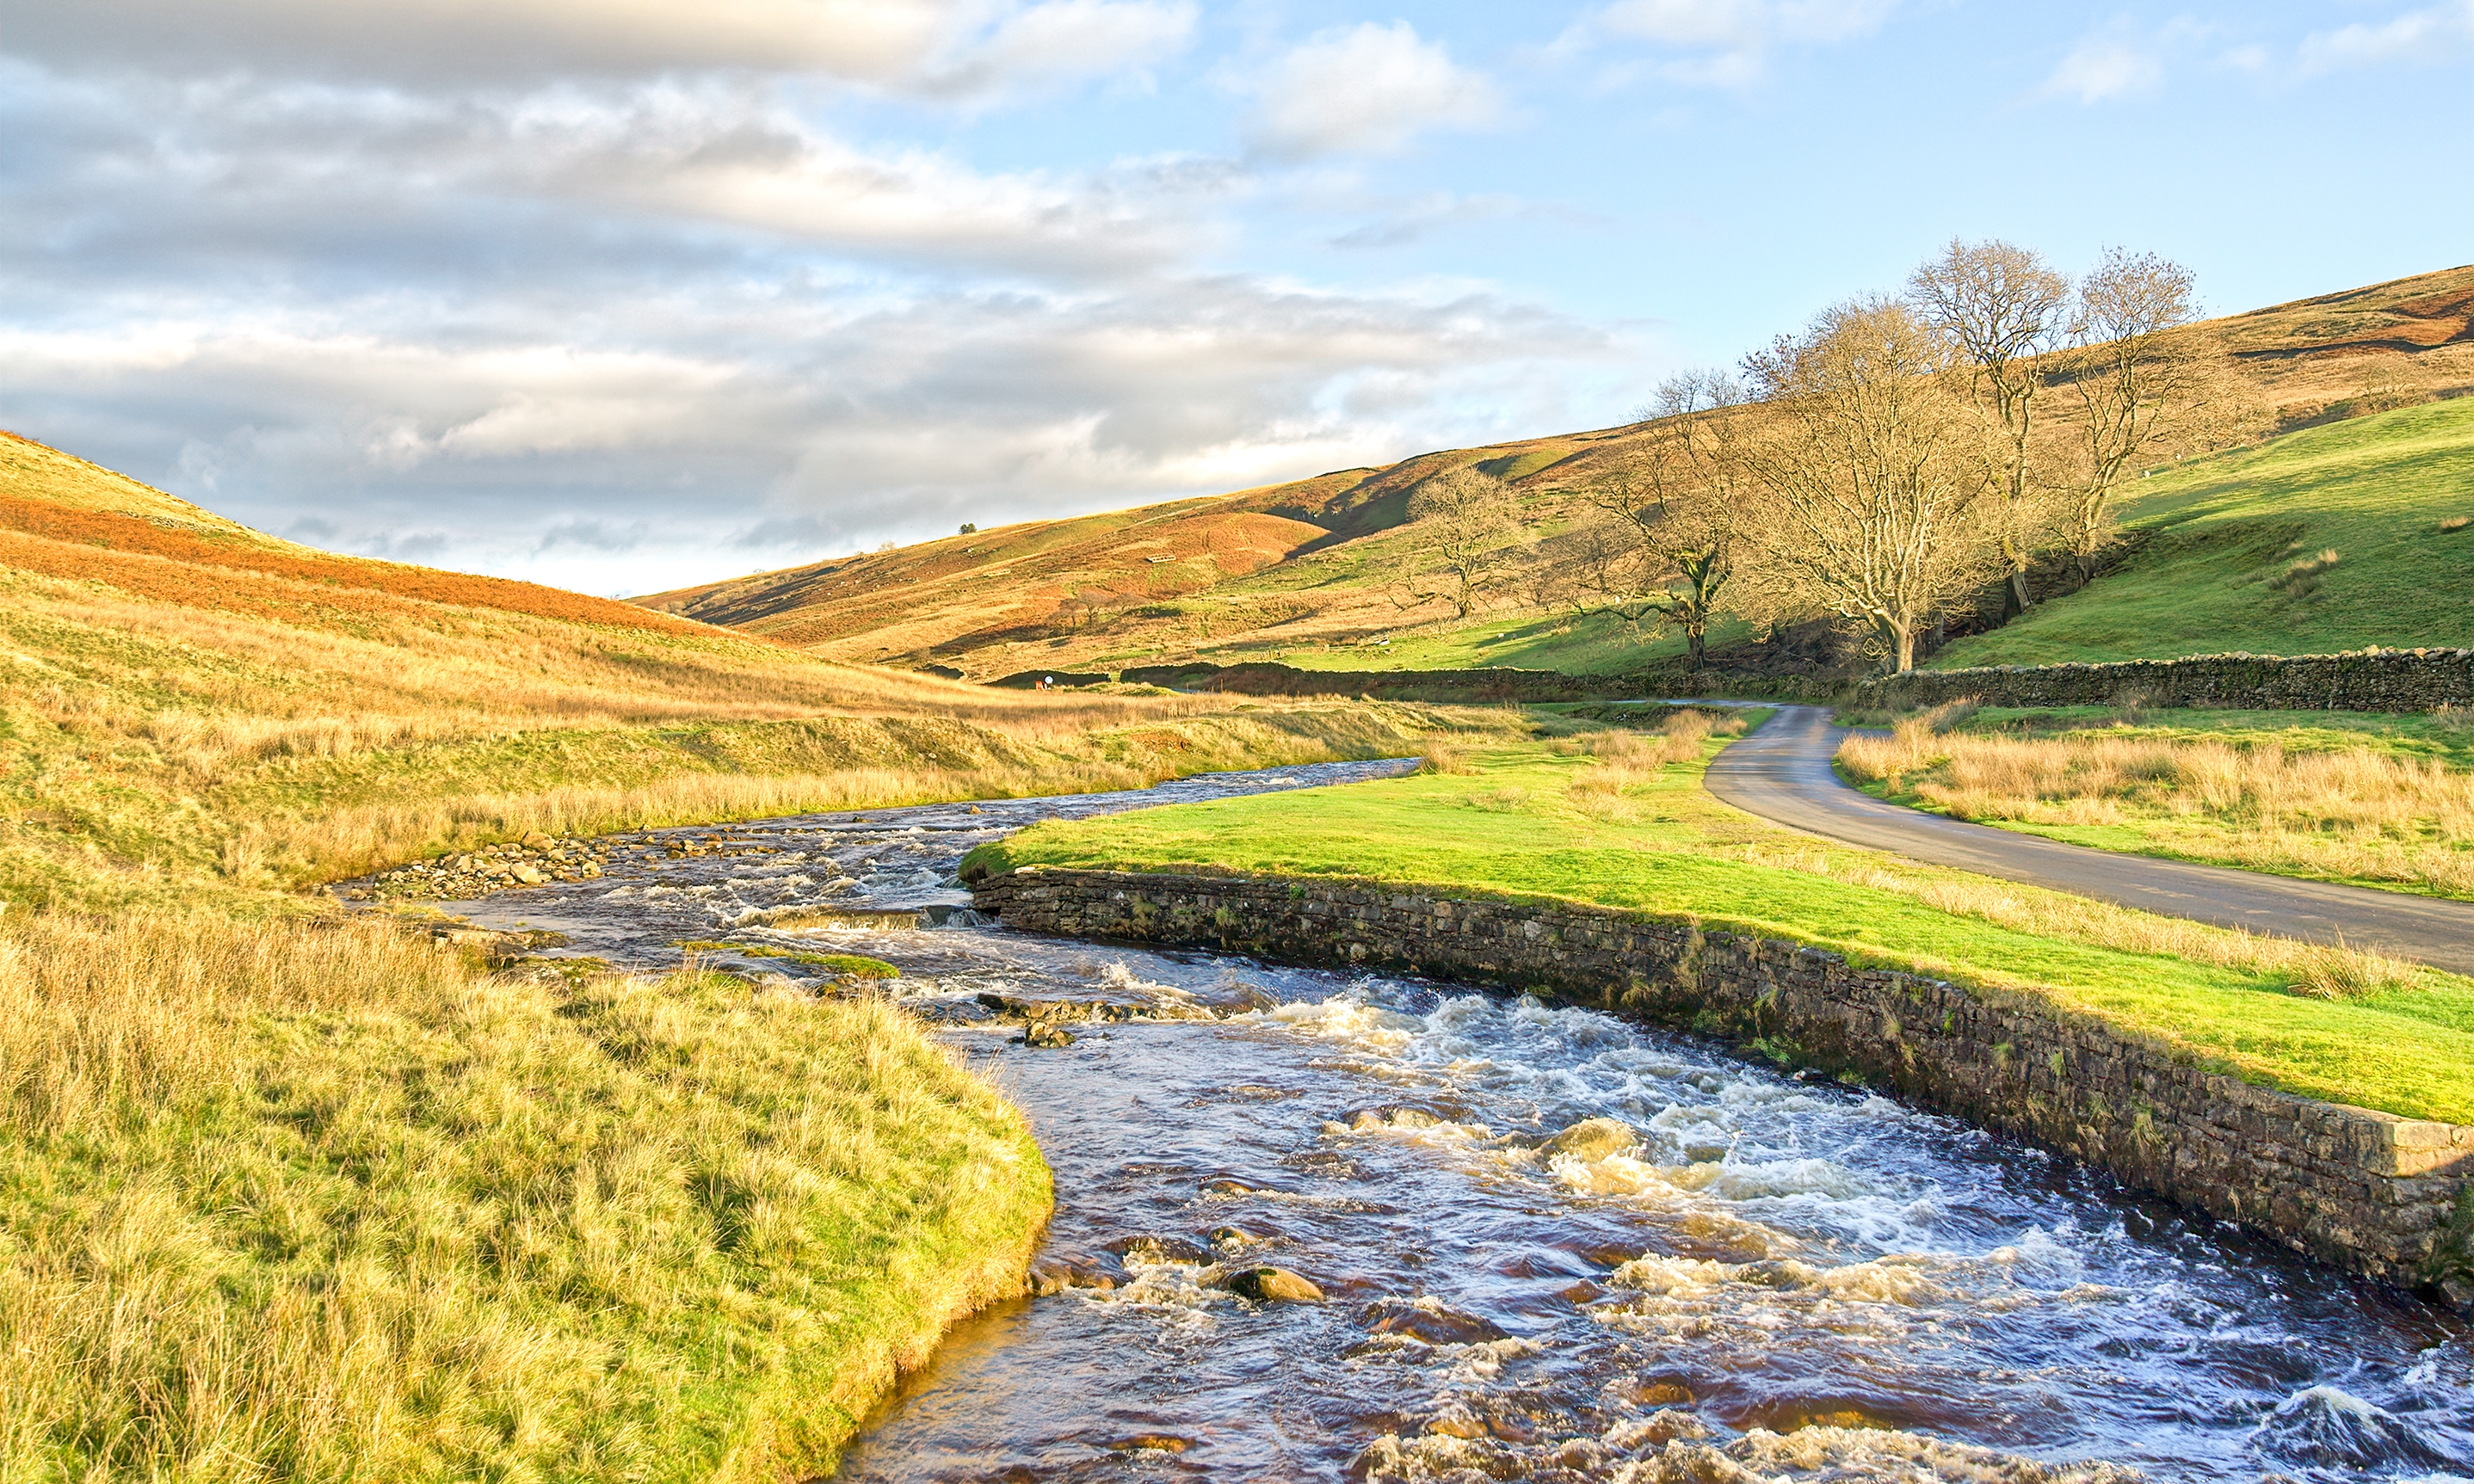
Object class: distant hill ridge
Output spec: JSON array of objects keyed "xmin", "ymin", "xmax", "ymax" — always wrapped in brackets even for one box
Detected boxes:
[
  {"xmin": 636, "ymin": 263, "xmax": 2474, "ymax": 680},
  {"xmin": 0, "ymin": 428, "xmax": 718, "ymax": 637}
]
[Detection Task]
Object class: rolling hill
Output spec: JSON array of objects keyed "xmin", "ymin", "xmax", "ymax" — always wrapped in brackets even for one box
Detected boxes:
[
  {"xmin": 0, "ymin": 431, "xmax": 1443, "ymax": 913},
  {"xmin": 639, "ymin": 263, "xmax": 2474, "ymax": 679}
]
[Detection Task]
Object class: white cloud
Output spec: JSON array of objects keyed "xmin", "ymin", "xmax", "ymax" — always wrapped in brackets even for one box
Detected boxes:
[
  {"xmin": 0, "ymin": 0, "xmax": 1196, "ymax": 98},
  {"xmin": 2037, "ymin": 34, "xmax": 2166, "ymax": 103},
  {"xmin": 1583, "ymin": 0, "xmax": 1899, "ymax": 85},
  {"xmin": 1246, "ymin": 22, "xmax": 1502, "ymax": 159},
  {"xmin": 0, "ymin": 9, "xmax": 1620, "ymax": 597},
  {"xmin": 0, "ymin": 266, "xmax": 1607, "ymax": 594},
  {"xmin": 2298, "ymin": 1, "xmax": 2474, "ymax": 73}
]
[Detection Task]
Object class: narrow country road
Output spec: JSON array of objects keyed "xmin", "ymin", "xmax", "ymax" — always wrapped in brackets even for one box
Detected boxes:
[{"xmin": 1703, "ymin": 704, "xmax": 2474, "ymax": 976}]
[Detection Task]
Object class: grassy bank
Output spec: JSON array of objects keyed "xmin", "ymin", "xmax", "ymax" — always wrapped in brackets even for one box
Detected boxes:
[
  {"xmin": 0, "ymin": 911, "xmax": 1048, "ymax": 1478},
  {"xmin": 1929, "ymin": 397, "xmax": 2474, "ymax": 667},
  {"xmin": 1836, "ymin": 705, "xmax": 2474, "ymax": 901},
  {"xmin": 971, "ymin": 718, "xmax": 2474, "ymax": 1124},
  {"xmin": 0, "ymin": 545, "xmax": 1461, "ymax": 914},
  {"xmin": 0, "ymin": 431, "xmax": 1496, "ymax": 1478}
]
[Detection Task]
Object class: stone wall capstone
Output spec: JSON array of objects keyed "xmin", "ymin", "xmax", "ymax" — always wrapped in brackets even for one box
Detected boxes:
[
  {"xmin": 1856, "ymin": 647, "xmax": 2474, "ymax": 713},
  {"xmin": 971, "ymin": 865, "xmax": 2474, "ymax": 1309}
]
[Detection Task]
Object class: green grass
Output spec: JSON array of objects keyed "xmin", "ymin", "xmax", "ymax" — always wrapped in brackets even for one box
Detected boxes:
[
  {"xmin": 968, "ymin": 731, "xmax": 2474, "ymax": 1123},
  {"xmin": 1205, "ymin": 609, "xmax": 1756, "ymax": 676},
  {"xmin": 677, "ymin": 941, "xmax": 902, "ymax": 978},
  {"xmin": 1930, "ymin": 397, "xmax": 2474, "ymax": 667},
  {"xmin": 0, "ymin": 912, "xmax": 1045, "ymax": 1478},
  {"xmin": 1960, "ymin": 705, "xmax": 2474, "ymax": 770}
]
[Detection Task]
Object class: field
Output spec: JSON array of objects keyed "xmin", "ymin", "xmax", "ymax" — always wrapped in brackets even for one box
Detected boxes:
[
  {"xmin": 1925, "ymin": 396, "xmax": 2474, "ymax": 667},
  {"xmin": 641, "ymin": 264, "xmax": 2474, "ymax": 680},
  {"xmin": 0, "ymin": 429, "xmax": 1488, "ymax": 1478},
  {"xmin": 970, "ymin": 718, "xmax": 2474, "ymax": 1124},
  {"xmin": 1837, "ymin": 704, "xmax": 2474, "ymax": 899}
]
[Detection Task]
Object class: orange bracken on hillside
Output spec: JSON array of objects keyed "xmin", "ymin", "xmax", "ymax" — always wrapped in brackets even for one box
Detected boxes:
[{"xmin": 0, "ymin": 490, "xmax": 721, "ymax": 637}]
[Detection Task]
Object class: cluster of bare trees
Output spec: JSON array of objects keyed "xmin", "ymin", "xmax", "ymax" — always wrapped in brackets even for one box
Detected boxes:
[{"xmin": 1386, "ymin": 238, "xmax": 2255, "ymax": 673}]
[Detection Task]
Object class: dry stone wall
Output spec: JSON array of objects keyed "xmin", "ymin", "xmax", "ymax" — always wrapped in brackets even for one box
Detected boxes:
[
  {"xmin": 1858, "ymin": 647, "xmax": 2474, "ymax": 713},
  {"xmin": 972, "ymin": 865, "xmax": 2474, "ymax": 1308}
]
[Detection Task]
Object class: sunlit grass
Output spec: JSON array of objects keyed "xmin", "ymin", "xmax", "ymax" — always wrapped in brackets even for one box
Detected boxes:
[
  {"xmin": 972, "ymin": 729, "xmax": 2474, "ymax": 1122},
  {"xmin": 1838, "ymin": 705, "xmax": 2474, "ymax": 900},
  {"xmin": 0, "ymin": 911, "xmax": 1047, "ymax": 1478},
  {"xmin": 1929, "ymin": 397, "xmax": 2474, "ymax": 665}
]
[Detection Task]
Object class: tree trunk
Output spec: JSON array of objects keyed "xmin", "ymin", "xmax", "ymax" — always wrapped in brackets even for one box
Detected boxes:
[
  {"xmin": 1686, "ymin": 619, "xmax": 1706, "ymax": 675},
  {"xmin": 1893, "ymin": 623, "xmax": 1916, "ymax": 674},
  {"xmin": 2007, "ymin": 568, "xmax": 2033, "ymax": 615}
]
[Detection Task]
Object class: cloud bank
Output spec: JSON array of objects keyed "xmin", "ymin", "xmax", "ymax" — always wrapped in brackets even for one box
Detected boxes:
[{"xmin": 0, "ymin": 4, "xmax": 1614, "ymax": 594}]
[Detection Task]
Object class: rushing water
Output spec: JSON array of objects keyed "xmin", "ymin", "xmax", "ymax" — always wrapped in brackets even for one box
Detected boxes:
[{"xmin": 395, "ymin": 762, "xmax": 2473, "ymax": 1483}]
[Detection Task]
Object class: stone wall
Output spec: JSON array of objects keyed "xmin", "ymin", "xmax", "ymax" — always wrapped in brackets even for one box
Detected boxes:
[
  {"xmin": 1114, "ymin": 660, "xmax": 1834, "ymax": 704},
  {"xmin": 972, "ymin": 865, "xmax": 2474, "ymax": 1308},
  {"xmin": 1856, "ymin": 647, "xmax": 2474, "ymax": 713}
]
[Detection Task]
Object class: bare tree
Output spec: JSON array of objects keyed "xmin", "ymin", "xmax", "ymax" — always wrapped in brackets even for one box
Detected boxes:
[
  {"xmin": 2058, "ymin": 248, "xmax": 2203, "ymax": 585},
  {"xmin": 1392, "ymin": 467, "xmax": 1530, "ymax": 619},
  {"xmin": 1568, "ymin": 373, "xmax": 1741, "ymax": 674},
  {"xmin": 1729, "ymin": 297, "xmax": 2001, "ymax": 673},
  {"xmin": 1909, "ymin": 237, "xmax": 2072, "ymax": 615}
]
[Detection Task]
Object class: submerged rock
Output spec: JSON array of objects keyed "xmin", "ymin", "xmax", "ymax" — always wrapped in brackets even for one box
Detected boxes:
[
  {"xmin": 1027, "ymin": 1257, "xmax": 1118, "ymax": 1296},
  {"xmin": 1542, "ymin": 1118, "xmax": 1638, "ymax": 1163},
  {"xmin": 1212, "ymin": 1265, "xmax": 1324, "ymax": 1304},
  {"xmin": 1361, "ymin": 1298, "xmax": 1508, "ymax": 1346},
  {"xmin": 2251, "ymin": 1384, "xmax": 2451, "ymax": 1471},
  {"xmin": 1107, "ymin": 1235, "xmax": 1212, "ymax": 1265}
]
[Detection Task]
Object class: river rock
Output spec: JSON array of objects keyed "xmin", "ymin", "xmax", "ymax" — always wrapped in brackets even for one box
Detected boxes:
[
  {"xmin": 1212, "ymin": 1265, "xmax": 1324, "ymax": 1304},
  {"xmin": 1542, "ymin": 1118, "xmax": 1638, "ymax": 1162},
  {"xmin": 1106, "ymin": 1235, "xmax": 1212, "ymax": 1265},
  {"xmin": 1363, "ymin": 1300, "xmax": 1508, "ymax": 1345},
  {"xmin": 1021, "ymin": 1020, "xmax": 1075, "ymax": 1048},
  {"xmin": 1027, "ymin": 1257, "xmax": 1118, "ymax": 1296}
]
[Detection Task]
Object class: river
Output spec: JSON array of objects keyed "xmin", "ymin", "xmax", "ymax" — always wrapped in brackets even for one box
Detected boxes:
[{"xmin": 410, "ymin": 761, "xmax": 2472, "ymax": 1483}]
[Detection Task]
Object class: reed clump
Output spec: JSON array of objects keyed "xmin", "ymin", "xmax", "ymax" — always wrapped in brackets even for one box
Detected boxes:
[
  {"xmin": 1563, "ymin": 711, "xmax": 1748, "ymax": 819},
  {"xmin": 1838, "ymin": 720, "xmax": 2474, "ymax": 897},
  {"xmin": 0, "ymin": 909, "xmax": 1048, "ymax": 1477}
]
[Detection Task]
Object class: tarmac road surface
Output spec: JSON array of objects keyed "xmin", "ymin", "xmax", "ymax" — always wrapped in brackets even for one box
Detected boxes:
[{"xmin": 1702, "ymin": 704, "xmax": 2474, "ymax": 976}]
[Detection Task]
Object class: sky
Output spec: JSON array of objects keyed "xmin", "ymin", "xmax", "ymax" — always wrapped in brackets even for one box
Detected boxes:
[{"xmin": 4, "ymin": 2, "xmax": 2470, "ymax": 596}]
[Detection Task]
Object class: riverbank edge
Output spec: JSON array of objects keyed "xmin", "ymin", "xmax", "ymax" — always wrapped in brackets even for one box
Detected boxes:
[
  {"xmin": 968, "ymin": 865, "xmax": 2474, "ymax": 1309},
  {"xmin": 728, "ymin": 1196, "xmax": 1053, "ymax": 1481}
]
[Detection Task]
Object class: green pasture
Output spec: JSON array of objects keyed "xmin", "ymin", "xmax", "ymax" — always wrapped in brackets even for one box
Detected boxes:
[
  {"xmin": 971, "ymin": 730, "xmax": 2474, "ymax": 1124},
  {"xmin": 1930, "ymin": 397, "xmax": 2474, "ymax": 667}
]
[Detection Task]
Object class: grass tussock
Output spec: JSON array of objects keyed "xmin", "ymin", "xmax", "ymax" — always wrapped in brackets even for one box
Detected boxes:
[
  {"xmin": 0, "ymin": 910, "xmax": 1046, "ymax": 1479},
  {"xmin": 1838, "ymin": 720, "xmax": 2474, "ymax": 898},
  {"xmin": 1560, "ymin": 711, "xmax": 1748, "ymax": 819}
]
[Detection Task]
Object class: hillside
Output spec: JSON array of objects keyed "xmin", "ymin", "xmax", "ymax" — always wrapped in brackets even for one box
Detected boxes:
[
  {"xmin": 1926, "ymin": 396, "xmax": 2474, "ymax": 667},
  {"xmin": 0, "ymin": 432, "xmax": 1478, "ymax": 1477},
  {"xmin": 0, "ymin": 429, "xmax": 1452, "ymax": 913},
  {"xmin": 640, "ymin": 263, "xmax": 2474, "ymax": 680}
]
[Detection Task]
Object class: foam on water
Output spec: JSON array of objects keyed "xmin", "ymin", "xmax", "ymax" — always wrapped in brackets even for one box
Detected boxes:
[{"xmin": 400, "ymin": 760, "xmax": 2473, "ymax": 1483}]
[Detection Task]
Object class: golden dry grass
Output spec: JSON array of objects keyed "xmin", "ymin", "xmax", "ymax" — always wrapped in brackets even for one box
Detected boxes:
[
  {"xmin": 0, "ymin": 541, "xmax": 1476, "ymax": 911},
  {"xmin": 0, "ymin": 910, "xmax": 1048, "ymax": 1479},
  {"xmin": 1560, "ymin": 711, "xmax": 1749, "ymax": 819},
  {"xmin": 1839, "ymin": 715, "xmax": 2474, "ymax": 898},
  {"xmin": 0, "ymin": 444, "xmax": 1494, "ymax": 1476}
]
